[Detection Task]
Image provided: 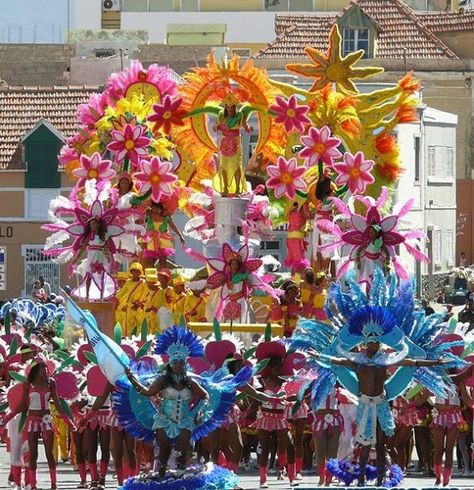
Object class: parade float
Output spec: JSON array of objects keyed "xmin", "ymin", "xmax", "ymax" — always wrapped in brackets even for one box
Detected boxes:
[{"xmin": 32, "ymin": 24, "xmax": 466, "ymax": 489}]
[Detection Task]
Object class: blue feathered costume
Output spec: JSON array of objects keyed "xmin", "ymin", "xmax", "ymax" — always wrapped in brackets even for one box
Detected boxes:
[
  {"xmin": 289, "ymin": 268, "xmax": 466, "ymax": 487},
  {"xmin": 113, "ymin": 325, "xmax": 251, "ymax": 490}
]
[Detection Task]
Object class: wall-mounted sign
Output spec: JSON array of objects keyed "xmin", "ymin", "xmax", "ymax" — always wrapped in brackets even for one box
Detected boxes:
[{"xmin": 0, "ymin": 226, "xmax": 13, "ymax": 238}]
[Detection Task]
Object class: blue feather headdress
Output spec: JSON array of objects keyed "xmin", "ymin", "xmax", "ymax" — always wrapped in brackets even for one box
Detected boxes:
[{"xmin": 154, "ymin": 325, "xmax": 204, "ymax": 363}]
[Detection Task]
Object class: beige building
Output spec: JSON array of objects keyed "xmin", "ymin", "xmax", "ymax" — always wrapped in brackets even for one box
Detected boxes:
[{"xmin": 0, "ymin": 86, "xmax": 95, "ymax": 299}]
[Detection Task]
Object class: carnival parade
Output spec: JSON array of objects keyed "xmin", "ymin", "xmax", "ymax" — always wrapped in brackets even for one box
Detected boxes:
[{"xmin": 0, "ymin": 22, "xmax": 474, "ymax": 490}]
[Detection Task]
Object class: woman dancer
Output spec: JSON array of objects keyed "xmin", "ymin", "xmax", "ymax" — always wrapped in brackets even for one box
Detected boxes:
[
  {"xmin": 312, "ymin": 387, "xmax": 344, "ymax": 486},
  {"xmin": 143, "ymin": 201, "xmax": 185, "ymax": 269},
  {"xmin": 1, "ymin": 360, "xmax": 74, "ymax": 490},
  {"xmin": 268, "ymin": 280, "xmax": 301, "ymax": 338},
  {"xmin": 78, "ymin": 390, "xmax": 112, "ymax": 489},
  {"xmin": 256, "ymin": 355, "xmax": 298, "ymax": 488},
  {"xmin": 392, "ymin": 394, "xmax": 419, "ymax": 472},
  {"xmin": 126, "ymin": 340, "xmax": 209, "ymax": 476},
  {"xmin": 431, "ymin": 381, "xmax": 472, "ymax": 486},
  {"xmin": 105, "ymin": 381, "xmax": 137, "ymax": 485}
]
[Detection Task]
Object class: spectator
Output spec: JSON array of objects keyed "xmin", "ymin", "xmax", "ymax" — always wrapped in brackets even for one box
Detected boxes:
[
  {"xmin": 31, "ymin": 280, "xmax": 45, "ymax": 302},
  {"xmin": 459, "ymin": 251, "xmax": 468, "ymax": 268},
  {"xmin": 458, "ymin": 300, "xmax": 474, "ymax": 331},
  {"xmin": 39, "ymin": 275, "xmax": 51, "ymax": 299},
  {"xmin": 421, "ymin": 298, "xmax": 435, "ymax": 316}
]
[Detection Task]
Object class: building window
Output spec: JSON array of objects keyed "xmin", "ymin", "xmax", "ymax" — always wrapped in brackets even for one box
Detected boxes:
[
  {"xmin": 25, "ymin": 189, "xmax": 61, "ymax": 220},
  {"xmin": 149, "ymin": 0, "xmax": 174, "ymax": 11},
  {"xmin": 22, "ymin": 245, "xmax": 60, "ymax": 298},
  {"xmin": 414, "ymin": 136, "xmax": 420, "ymax": 182},
  {"xmin": 123, "ymin": 0, "xmax": 148, "ymax": 11},
  {"xmin": 433, "ymin": 229, "xmax": 442, "ymax": 266},
  {"xmin": 181, "ymin": 0, "xmax": 198, "ymax": 11},
  {"xmin": 265, "ymin": 0, "xmax": 313, "ymax": 11},
  {"xmin": 427, "ymin": 145, "xmax": 455, "ymax": 179},
  {"xmin": 260, "ymin": 239, "xmax": 282, "ymax": 266},
  {"xmin": 343, "ymin": 27, "xmax": 369, "ymax": 57}
]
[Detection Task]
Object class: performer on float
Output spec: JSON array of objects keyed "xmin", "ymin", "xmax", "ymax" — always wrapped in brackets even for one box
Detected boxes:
[
  {"xmin": 143, "ymin": 201, "xmax": 185, "ymax": 269},
  {"xmin": 300, "ymin": 267, "xmax": 316, "ymax": 319},
  {"xmin": 316, "ymin": 187, "xmax": 429, "ymax": 286},
  {"xmin": 184, "ymin": 282, "xmax": 209, "ymax": 323},
  {"xmin": 1, "ymin": 360, "xmax": 75, "ymax": 490},
  {"xmin": 172, "ymin": 275, "xmax": 190, "ymax": 323},
  {"xmin": 143, "ymin": 268, "xmax": 160, "ymax": 334},
  {"xmin": 290, "ymin": 269, "xmax": 464, "ymax": 487},
  {"xmin": 207, "ymin": 243, "xmax": 274, "ymax": 324},
  {"xmin": 212, "ymin": 93, "xmax": 251, "ymax": 197},
  {"xmin": 122, "ymin": 325, "xmax": 252, "ymax": 479},
  {"xmin": 115, "ymin": 262, "xmax": 147, "ymax": 337},
  {"xmin": 72, "ymin": 214, "xmax": 117, "ymax": 301},
  {"xmin": 285, "ymin": 202, "xmax": 310, "ymax": 275},
  {"xmin": 268, "ymin": 280, "xmax": 301, "ymax": 338}
]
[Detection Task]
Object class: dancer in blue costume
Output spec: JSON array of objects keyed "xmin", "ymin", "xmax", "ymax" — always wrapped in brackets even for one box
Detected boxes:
[
  {"xmin": 289, "ymin": 268, "xmax": 467, "ymax": 487},
  {"xmin": 116, "ymin": 325, "xmax": 252, "ymax": 490},
  {"xmin": 125, "ymin": 332, "xmax": 208, "ymax": 477}
]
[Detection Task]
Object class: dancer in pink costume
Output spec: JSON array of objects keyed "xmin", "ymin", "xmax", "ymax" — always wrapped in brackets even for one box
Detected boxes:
[
  {"xmin": 254, "ymin": 340, "xmax": 305, "ymax": 488},
  {"xmin": 284, "ymin": 203, "xmax": 310, "ymax": 274},
  {"xmin": 431, "ymin": 384, "xmax": 472, "ymax": 486},
  {"xmin": 1, "ymin": 360, "xmax": 75, "ymax": 490},
  {"xmin": 312, "ymin": 387, "xmax": 344, "ymax": 486}
]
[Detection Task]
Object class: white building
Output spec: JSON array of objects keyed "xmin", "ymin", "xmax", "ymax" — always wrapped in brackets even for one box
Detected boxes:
[{"xmin": 396, "ymin": 106, "xmax": 457, "ymax": 297}]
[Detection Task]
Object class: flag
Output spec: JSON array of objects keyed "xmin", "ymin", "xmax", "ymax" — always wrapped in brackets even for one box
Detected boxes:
[{"xmin": 63, "ymin": 292, "xmax": 130, "ymax": 384}]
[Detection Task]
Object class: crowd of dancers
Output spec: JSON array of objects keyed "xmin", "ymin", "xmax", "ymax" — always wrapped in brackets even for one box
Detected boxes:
[{"xmin": 0, "ymin": 266, "xmax": 473, "ymax": 490}]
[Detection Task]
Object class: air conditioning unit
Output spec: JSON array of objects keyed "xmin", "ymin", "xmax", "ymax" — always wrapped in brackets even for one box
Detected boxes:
[{"xmin": 102, "ymin": 0, "xmax": 121, "ymax": 11}]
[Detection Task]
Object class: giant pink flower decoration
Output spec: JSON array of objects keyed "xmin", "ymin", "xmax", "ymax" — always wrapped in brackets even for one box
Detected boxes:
[
  {"xmin": 317, "ymin": 187, "xmax": 429, "ymax": 281},
  {"xmin": 333, "ymin": 151, "xmax": 375, "ymax": 194},
  {"xmin": 148, "ymin": 95, "xmax": 186, "ymax": 134},
  {"xmin": 134, "ymin": 156, "xmax": 177, "ymax": 203},
  {"xmin": 270, "ymin": 95, "xmax": 311, "ymax": 132},
  {"xmin": 107, "ymin": 123, "xmax": 151, "ymax": 167},
  {"xmin": 207, "ymin": 243, "xmax": 263, "ymax": 291},
  {"xmin": 299, "ymin": 126, "xmax": 342, "ymax": 167},
  {"xmin": 73, "ymin": 153, "xmax": 116, "ymax": 188},
  {"xmin": 266, "ymin": 157, "xmax": 307, "ymax": 200},
  {"xmin": 77, "ymin": 92, "xmax": 108, "ymax": 131}
]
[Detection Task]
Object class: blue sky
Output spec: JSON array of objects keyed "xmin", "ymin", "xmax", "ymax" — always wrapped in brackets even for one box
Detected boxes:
[{"xmin": 0, "ymin": 0, "xmax": 76, "ymax": 43}]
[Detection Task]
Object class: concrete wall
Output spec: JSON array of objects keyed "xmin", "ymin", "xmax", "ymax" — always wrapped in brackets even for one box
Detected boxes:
[
  {"xmin": 120, "ymin": 12, "xmax": 277, "ymax": 44},
  {"xmin": 0, "ymin": 44, "xmax": 74, "ymax": 86}
]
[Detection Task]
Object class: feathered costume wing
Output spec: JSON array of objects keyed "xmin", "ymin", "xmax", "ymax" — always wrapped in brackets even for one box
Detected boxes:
[{"xmin": 290, "ymin": 268, "xmax": 466, "ymax": 411}]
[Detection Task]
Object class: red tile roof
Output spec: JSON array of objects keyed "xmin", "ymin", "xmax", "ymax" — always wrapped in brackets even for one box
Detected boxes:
[
  {"xmin": 0, "ymin": 86, "xmax": 98, "ymax": 170},
  {"xmin": 416, "ymin": 10, "xmax": 474, "ymax": 33},
  {"xmin": 255, "ymin": 0, "xmax": 461, "ymax": 59}
]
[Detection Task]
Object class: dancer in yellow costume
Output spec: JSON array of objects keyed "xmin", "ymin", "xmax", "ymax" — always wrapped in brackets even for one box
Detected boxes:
[
  {"xmin": 115, "ymin": 262, "xmax": 147, "ymax": 336},
  {"xmin": 172, "ymin": 276, "xmax": 190, "ymax": 323},
  {"xmin": 143, "ymin": 268, "xmax": 160, "ymax": 334},
  {"xmin": 185, "ymin": 283, "xmax": 208, "ymax": 323},
  {"xmin": 212, "ymin": 94, "xmax": 251, "ymax": 196}
]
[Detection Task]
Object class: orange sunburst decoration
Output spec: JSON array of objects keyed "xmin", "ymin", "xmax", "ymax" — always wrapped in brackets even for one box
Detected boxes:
[
  {"xmin": 286, "ymin": 25, "xmax": 383, "ymax": 94},
  {"xmin": 173, "ymin": 53, "xmax": 285, "ymax": 188}
]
